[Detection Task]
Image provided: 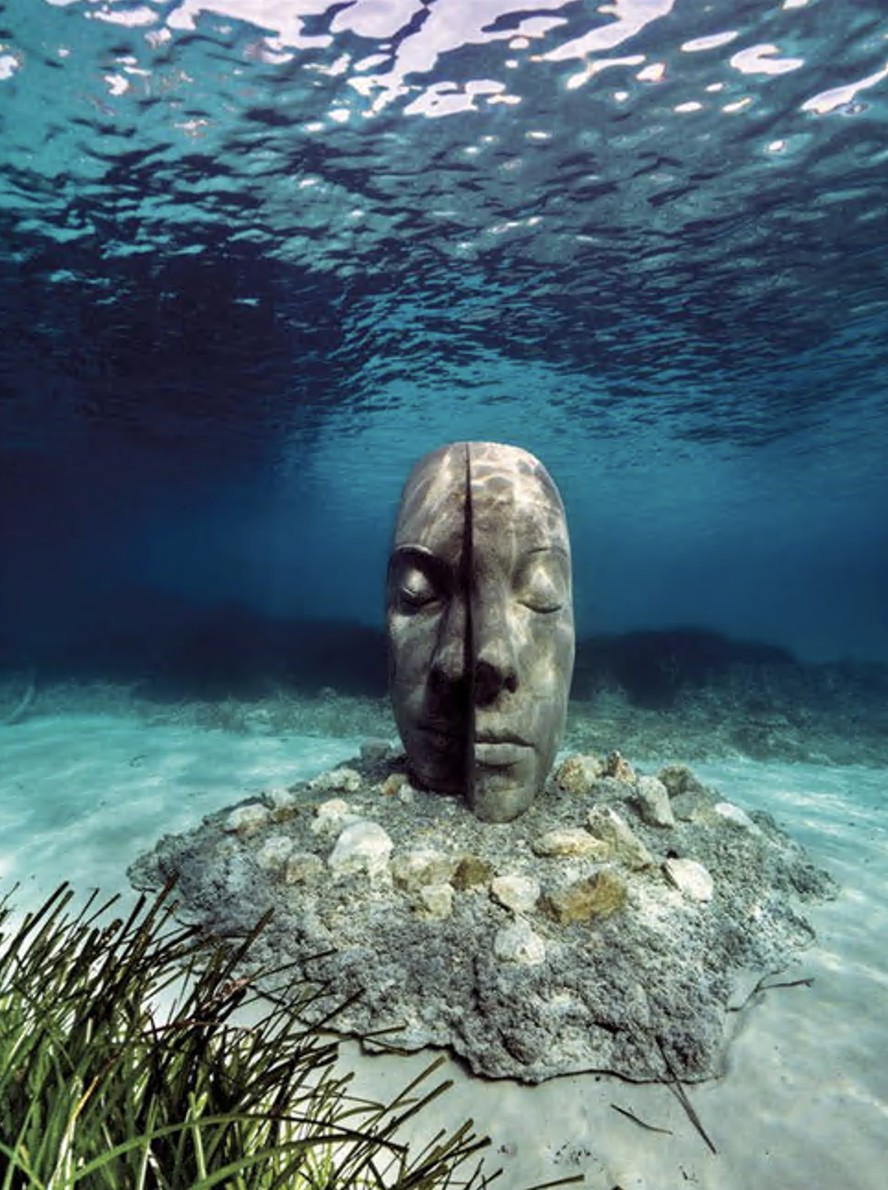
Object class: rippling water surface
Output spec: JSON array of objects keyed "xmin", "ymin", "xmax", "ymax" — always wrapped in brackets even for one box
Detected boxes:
[{"xmin": 2, "ymin": 0, "xmax": 887, "ymax": 661}]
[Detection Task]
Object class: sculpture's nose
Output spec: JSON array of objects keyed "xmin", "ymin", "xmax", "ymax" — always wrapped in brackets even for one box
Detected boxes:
[
  {"xmin": 429, "ymin": 596, "xmax": 468, "ymax": 691},
  {"xmin": 472, "ymin": 596, "xmax": 518, "ymax": 707}
]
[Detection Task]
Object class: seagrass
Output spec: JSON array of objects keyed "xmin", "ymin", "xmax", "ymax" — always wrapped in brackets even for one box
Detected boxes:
[{"xmin": 0, "ymin": 882, "xmax": 578, "ymax": 1190}]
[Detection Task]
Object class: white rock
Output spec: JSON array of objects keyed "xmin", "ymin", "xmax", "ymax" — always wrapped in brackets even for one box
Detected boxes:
[
  {"xmin": 224, "ymin": 803, "xmax": 270, "ymax": 836},
  {"xmin": 493, "ymin": 919, "xmax": 547, "ymax": 966},
  {"xmin": 586, "ymin": 807, "xmax": 654, "ymax": 870},
  {"xmin": 532, "ymin": 828, "xmax": 611, "ymax": 859},
  {"xmin": 264, "ymin": 786, "xmax": 298, "ymax": 813},
  {"xmin": 491, "ymin": 874, "xmax": 541, "ymax": 913},
  {"xmin": 418, "ymin": 883, "xmax": 454, "ymax": 920},
  {"xmin": 713, "ymin": 802, "xmax": 760, "ymax": 832},
  {"xmin": 311, "ymin": 798, "xmax": 364, "ymax": 836},
  {"xmin": 634, "ymin": 776, "xmax": 675, "ymax": 828},
  {"xmin": 328, "ymin": 821, "xmax": 393, "ymax": 879},
  {"xmin": 663, "ymin": 857, "xmax": 714, "ymax": 902},
  {"xmin": 309, "ymin": 767, "xmax": 363, "ymax": 794},
  {"xmin": 313, "ymin": 796, "xmax": 348, "ymax": 818},
  {"xmin": 255, "ymin": 835, "xmax": 295, "ymax": 871}
]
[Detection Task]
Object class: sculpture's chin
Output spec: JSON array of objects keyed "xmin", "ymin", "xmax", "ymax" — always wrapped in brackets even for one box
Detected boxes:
[
  {"xmin": 395, "ymin": 715, "xmax": 466, "ymax": 792},
  {"xmin": 405, "ymin": 750, "xmax": 465, "ymax": 796},
  {"xmin": 468, "ymin": 767, "xmax": 538, "ymax": 823},
  {"xmin": 411, "ymin": 770, "xmax": 465, "ymax": 797}
]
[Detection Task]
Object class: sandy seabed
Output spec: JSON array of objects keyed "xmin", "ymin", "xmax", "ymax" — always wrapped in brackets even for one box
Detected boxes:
[{"xmin": 1, "ymin": 701, "xmax": 886, "ymax": 1190}]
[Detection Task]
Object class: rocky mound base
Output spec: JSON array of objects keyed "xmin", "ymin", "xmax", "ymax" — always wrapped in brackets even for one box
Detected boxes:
[{"xmin": 129, "ymin": 745, "xmax": 837, "ymax": 1084}]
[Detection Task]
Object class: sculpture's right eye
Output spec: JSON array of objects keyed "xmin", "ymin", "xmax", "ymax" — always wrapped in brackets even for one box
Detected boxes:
[{"xmin": 399, "ymin": 566, "xmax": 439, "ymax": 610}]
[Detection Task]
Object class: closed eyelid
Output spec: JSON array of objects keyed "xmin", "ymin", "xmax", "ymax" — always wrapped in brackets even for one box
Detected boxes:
[
  {"xmin": 392, "ymin": 545, "xmax": 455, "ymax": 577},
  {"xmin": 520, "ymin": 545, "xmax": 568, "ymax": 562},
  {"xmin": 514, "ymin": 548, "xmax": 569, "ymax": 581},
  {"xmin": 390, "ymin": 546, "xmax": 457, "ymax": 606},
  {"xmin": 513, "ymin": 549, "xmax": 570, "ymax": 611}
]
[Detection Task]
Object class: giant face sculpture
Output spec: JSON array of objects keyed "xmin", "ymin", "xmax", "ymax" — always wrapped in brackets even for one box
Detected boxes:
[{"xmin": 386, "ymin": 442, "xmax": 575, "ymax": 823}]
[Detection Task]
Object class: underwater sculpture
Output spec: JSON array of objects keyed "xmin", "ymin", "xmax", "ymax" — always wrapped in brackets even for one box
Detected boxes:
[
  {"xmin": 386, "ymin": 442, "xmax": 575, "ymax": 822},
  {"xmin": 131, "ymin": 447, "xmax": 837, "ymax": 1087}
]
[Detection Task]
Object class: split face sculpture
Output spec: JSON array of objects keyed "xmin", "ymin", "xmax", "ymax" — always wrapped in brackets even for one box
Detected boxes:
[{"xmin": 386, "ymin": 442, "xmax": 575, "ymax": 823}]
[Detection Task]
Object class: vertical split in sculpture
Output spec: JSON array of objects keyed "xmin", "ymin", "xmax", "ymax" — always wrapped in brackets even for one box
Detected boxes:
[
  {"xmin": 387, "ymin": 442, "xmax": 575, "ymax": 823},
  {"xmin": 462, "ymin": 442, "xmax": 476, "ymax": 805}
]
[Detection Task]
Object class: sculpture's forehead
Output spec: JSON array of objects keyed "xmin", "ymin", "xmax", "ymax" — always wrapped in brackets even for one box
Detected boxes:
[
  {"xmin": 393, "ymin": 443, "xmax": 467, "ymax": 549},
  {"xmin": 393, "ymin": 441, "xmax": 568, "ymax": 554},
  {"xmin": 469, "ymin": 443, "xmax": 569, "ymax": 552}
]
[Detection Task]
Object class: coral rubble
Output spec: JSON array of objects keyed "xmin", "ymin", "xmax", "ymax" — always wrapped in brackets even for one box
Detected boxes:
[{"xmin": 130, "ymin": 746, "xmax": 836, "ymax": 1084}]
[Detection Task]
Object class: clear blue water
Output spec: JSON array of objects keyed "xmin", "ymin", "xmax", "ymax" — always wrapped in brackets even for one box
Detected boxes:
[{"xmin": 2, "ymin": 0, "xmax": 887, "ymax": 679}]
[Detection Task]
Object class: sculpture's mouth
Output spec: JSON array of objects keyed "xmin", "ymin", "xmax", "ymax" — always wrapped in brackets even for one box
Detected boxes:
[
  {"xmin": 473, "ymin": 744, "xmax": 528, "ymax": 768},
  {"xmin": 415, "ymin": 725, "xmax": 533, "ymax": 769},
  {"xmin": 473, "ymin": 731, "xmax": 533, "ymax": 768},
  {"xmin": 475, "ymin": 729, "xmax": 531, "ymax": 746}
]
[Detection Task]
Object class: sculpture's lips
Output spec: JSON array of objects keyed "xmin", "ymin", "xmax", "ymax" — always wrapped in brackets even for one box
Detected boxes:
[
  {"xmin": 473, "ymin": 734, "xmax": 533, "ymax": 768},
  {"xmin": 474, "ymin": 729, "xmax": 531, "ymax": 746},
  {"xmin": 416, "ymin": 726, "xmax": 531, "ymax": 766}
]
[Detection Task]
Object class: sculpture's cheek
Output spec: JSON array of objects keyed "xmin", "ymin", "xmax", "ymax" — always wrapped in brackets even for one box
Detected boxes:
[
  {"xmin": 389, "ymin": 613, "xmax": 438, "ymax": 671},
  {"xmin": 515, "ymin": 610, "xmax": 574, "ymax": 686}
]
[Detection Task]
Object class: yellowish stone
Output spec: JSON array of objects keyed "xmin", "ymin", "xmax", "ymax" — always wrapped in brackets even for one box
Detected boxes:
[{"xmin": 542, "ymin": 869, "xmax": 628, "ymax": 925}]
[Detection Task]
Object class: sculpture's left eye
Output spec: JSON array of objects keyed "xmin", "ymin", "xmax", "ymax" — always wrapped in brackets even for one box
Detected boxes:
[
  {"xmin": 399, "ymin": 566, "xmax": 439, "ymax": 610},
  {"xmin": 389, "ymin": 546, "xmax": 451, "ymax": 615},
  {"xmin": 515, "ymin": 553, "xmax": 568, "ymax": 613}
]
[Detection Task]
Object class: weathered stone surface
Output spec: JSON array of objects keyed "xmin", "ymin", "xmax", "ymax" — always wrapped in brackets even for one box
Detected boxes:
[
  {"xmin": 450, "ymin": 854, "xmax": 494, "ymax": 889},
  {"xmin": 130, "ymin": 752, "xmax": 837, "ymax": 1085},
  {"xmin": 327, "ymin": 821, "xmax": 393, "ymax": 879},
  {"xmin": 380, "ymin": 772, "xmax": 409, "ymax": 798},
  {"xmin": 542, "ymin": 869, "xmax": 628, "ymax": 924},
  {"xmin": 255, "ymin": 835, "xmax": 295, "ymax": 872},
  {"xmin": 531, "ymin": 827, "xmax": 611, "ymax": 859},
  {"xmin": 263, "ymin": 787, "xmax": 299, "ymax": 817},
  {"xmin": 493, "ymin": 918, "xmax": 547, "ymax": 966},
  {"xmin": 671, "ymin": 789, "xmax": 714, "ymax": 822},
  {"xmin": 392, "ymin": 848, "xmax": 455, "ymax": 892},
  {"xmin": 658, "ymin": 764, "xmax": 708, "ymax": 798},
  {"xmin": 284, "ymin": 851, "xmax": 325, "ymax": 885},
  {"xmin": 491, "ymin": 873, "xmax": 541, "ymax": 913},
  {"xmin": 552, "ymin": 753, "xmax": 603, "ymax": 796},
  {"xmin": 224, "ymin": 802, "xmax": 270, "ymax": 836},
  {"xmin": 586, "ymin": 806, "xmax": 654, "ymax": 870},
  {"xmin": 633, "ymin": 775, "xmax": 675, "ymax": 828},
  {"xmin": 713, "ymin": 802, "xmax": 760, "ymax": 832},
  {"xmin": 603, "ymin": 750, "xmax": 635, "ymax": 783},
  {"xmin": 664, "ymin": 857, "xmax": 714, "ymax": 902},
  {"xmin": 311, "ymin": 798, "xmax": 363, "ymax": 836},
  {"xmin": 417, "ymin": 883, "xmax": 453, "ymax": 920},
  {"xmin": 309, "ymin": 767, "xmax": 363, "ymax": 794},
  {"xmin": 587, "ymin": 775, "xmax": 636, "ymax": 807}
]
